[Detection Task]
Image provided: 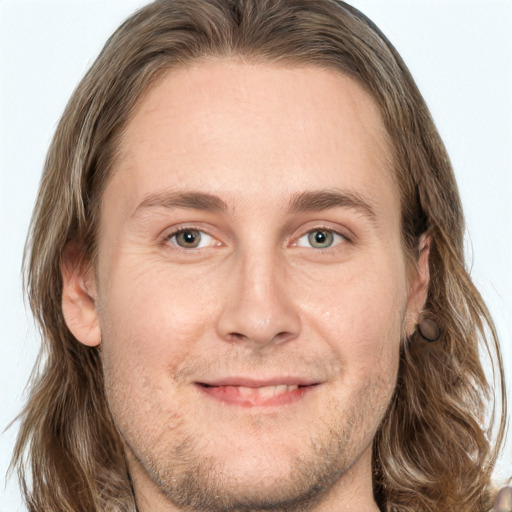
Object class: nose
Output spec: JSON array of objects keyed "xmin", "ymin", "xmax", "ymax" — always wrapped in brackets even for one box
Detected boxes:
[{"xmin": 216, "ymin": 252, "xmax": 301, "ymax": 348}]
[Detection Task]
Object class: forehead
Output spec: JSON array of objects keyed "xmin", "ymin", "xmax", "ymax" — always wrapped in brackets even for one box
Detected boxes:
[{"xmin": 106, "ymin": 59, "xmax": 397, "ymax": 221}]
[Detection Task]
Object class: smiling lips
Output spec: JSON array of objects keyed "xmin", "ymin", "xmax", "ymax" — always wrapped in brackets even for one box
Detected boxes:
[{"xmin": 196, "ymin": 379, "xmax": 319, "ymax": 407}]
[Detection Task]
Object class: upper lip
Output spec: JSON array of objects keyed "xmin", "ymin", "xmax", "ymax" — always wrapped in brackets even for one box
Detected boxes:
[{"xmin": 197, "ymin": 377, "xmax": 320, "ymax": 388}]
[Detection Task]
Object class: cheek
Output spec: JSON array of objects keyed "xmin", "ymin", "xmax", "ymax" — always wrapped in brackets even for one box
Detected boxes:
[
  {"xmin": 97, "ymin": 256, "xmax": 224, "ymax": 399},
  {"xmin": 300, "ymin": 258, "xmax": 407, "ymax": 378},
  {"xmin": 100, "ymin": 256, "xmax": 218, "ymax": 341},
  {"xmin": 97, "ymin": 260, "xmax": 216, "ymax": 434}
]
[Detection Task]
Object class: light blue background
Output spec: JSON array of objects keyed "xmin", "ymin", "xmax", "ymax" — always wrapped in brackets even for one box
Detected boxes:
[{"xmin": 1, "ymin": 1, "xmax": 511, "ymax": 509}]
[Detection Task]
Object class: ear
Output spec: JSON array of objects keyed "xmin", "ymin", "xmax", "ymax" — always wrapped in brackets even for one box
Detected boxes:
[
  {"xmin": 61, "ymin": 242, "xmax": 101, "ymax": 347},
  {"xmin": 404, "ymin": 234, "xmax": 431, "ymax": 336}
]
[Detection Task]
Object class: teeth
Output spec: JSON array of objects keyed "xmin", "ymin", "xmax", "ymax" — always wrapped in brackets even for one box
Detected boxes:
[
  {"xmin": 259, "ymin": 386, "xmax": 275, "ymax": 399},
  {"xmin": 274, "ymin": 385, "xmax": 288, "ymax": 396},
  {"xmin": 235, "ymin": 385, "xmax": 299, "ymax": 397}
]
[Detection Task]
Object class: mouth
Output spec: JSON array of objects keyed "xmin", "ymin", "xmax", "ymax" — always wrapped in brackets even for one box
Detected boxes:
[{"xmin": 195, "ymin": 379, "xmax": 320, "ymax": 407}]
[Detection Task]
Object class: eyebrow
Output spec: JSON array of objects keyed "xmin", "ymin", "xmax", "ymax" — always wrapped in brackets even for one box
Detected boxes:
[
  {"xmin": 133, "ymin": 191, "xmax": 228, "ymax": 217},
  {"xmin": 132, "ymin": 188, "xmax": 378, "ymax": 220},
  {"xmin": 288, "ymin": 190, "xmax": 378, "ymax": 220}
]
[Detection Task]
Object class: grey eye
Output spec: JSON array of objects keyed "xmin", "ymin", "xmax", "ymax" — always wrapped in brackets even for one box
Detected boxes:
[
  {"xmin": 174, "ymin": 230, "xmax": 202, "ymax": 248},
  {"xmin": 307, "ymin": 230, "xmax": 334, "ymax": 248},
  {"xmin": 167, "ymin": 228, "xmax": 217, "ymax": 250},
  {"xmin": 295, "ymin": 229, "xmax": 346, "ymax": 250}
]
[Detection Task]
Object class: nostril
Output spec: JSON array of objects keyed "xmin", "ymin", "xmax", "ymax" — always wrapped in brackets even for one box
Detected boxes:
[
  {"xmin": 227, "ymin": 332, "xmax": 249, "ymax": 342},
  {"xmin": 273, "ymin": 331, "xmax": 297, "ymax": 344}
]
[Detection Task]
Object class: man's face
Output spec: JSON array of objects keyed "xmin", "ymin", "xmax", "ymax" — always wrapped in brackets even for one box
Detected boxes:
[{"xmin": 66, "ymin": 61, "xmax": 427, "ymax": 511}]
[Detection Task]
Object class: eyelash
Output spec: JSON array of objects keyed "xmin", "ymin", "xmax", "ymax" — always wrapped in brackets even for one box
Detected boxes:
[
  {"xmin": 163, "ymin": 226, "xmax": 349, "ymax": 252},
  {"xmin": 164, "ymin": 226, "xmax": 219, "ymax": 250},
  {"xmin": 294, "ymin": 228, "xmax": 348, "ymax": 250}
]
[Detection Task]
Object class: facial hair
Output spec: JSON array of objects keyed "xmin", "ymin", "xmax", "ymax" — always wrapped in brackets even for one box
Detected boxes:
[{"xmin": 121, "ymin": 373, "xmax": 394, "ymax": 512}]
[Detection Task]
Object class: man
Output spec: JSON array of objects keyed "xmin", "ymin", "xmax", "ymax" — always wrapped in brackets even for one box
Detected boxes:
[{"xmin": 8, "ymin": 1, "xmax": 510, "ymax": 511}]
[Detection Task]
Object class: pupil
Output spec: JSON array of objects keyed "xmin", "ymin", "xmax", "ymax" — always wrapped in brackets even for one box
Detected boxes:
[{"xmin": 315, "ymin": 231, "xmax": 327, "ymax": 243}]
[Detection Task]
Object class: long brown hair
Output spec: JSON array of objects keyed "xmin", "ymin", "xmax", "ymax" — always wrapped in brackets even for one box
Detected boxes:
[{"xmin": 12, "ymin": 1, "xmax": 507, "ymax": 510}]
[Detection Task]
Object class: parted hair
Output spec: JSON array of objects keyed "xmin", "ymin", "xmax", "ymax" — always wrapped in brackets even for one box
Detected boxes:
[{"xmin": 12, "ymin": 1, "xmax": 507, "ymax": 511}]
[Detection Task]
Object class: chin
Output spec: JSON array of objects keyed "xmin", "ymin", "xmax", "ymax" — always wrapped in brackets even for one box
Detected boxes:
[
  {"xmin": 127, "ymin": 414, "xmax": 366, "ymax": 512},
  {"xmin": 154, "ymin": 452, "xmax": 345, "ymax": 512}
]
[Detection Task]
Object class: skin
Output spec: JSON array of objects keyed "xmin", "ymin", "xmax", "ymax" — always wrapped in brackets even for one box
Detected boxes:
[{"xmin": 62, "ymin": 60, "xmax": 430, "ymax": 512}]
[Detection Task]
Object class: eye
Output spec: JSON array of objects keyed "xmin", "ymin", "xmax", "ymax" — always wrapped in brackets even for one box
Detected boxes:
[
  {"xmin": 296, "ymin": 229, "xmax": 346, "ymax": 249},
  {"xmin": 167, "ymin": 229, "xmax": 216, "ymax": 249}
]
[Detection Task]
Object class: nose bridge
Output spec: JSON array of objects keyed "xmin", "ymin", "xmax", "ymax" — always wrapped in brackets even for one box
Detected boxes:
[{"xmin": 216, "ymin": 245, "xmax": 300, "ymax": 347}]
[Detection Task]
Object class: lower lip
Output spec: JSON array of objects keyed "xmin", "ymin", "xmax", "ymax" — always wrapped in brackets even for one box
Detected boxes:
[{"xmin": 196, "ymin": 384, "xmax": 315, "ymax": 407}]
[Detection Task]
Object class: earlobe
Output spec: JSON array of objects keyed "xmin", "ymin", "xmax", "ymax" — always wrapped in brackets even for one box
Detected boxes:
[{"xmin": 61, "ymin": 242, "xmax": 101, "ymax": 347}]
